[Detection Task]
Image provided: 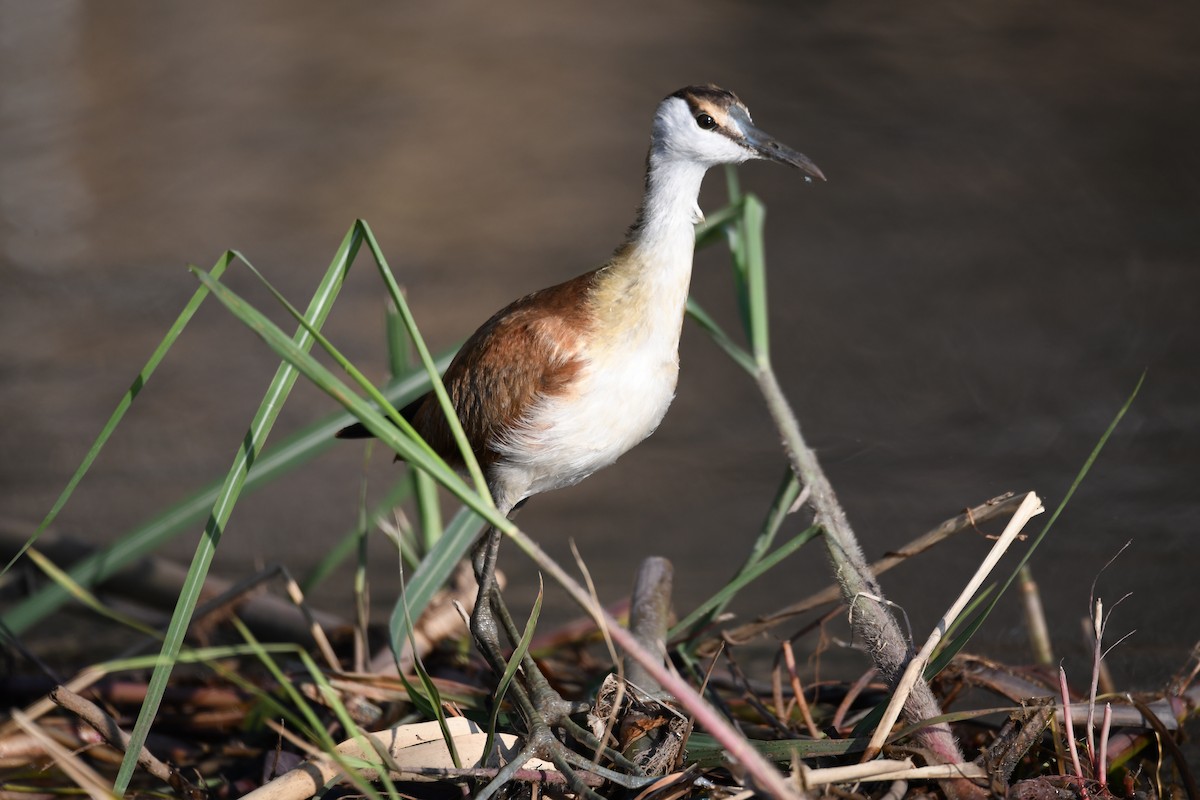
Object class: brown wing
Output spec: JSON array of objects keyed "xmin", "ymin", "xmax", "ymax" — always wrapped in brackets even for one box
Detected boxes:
[{"xmin": 407, "ymin": 271, "xmax": 598, "ymax": 469}]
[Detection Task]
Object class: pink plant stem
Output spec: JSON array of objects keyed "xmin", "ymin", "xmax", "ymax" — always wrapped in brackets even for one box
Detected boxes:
[
  {"xmin": 1059, "ymin": 666, "xmax": 1088, "ymax": 798},
  {"xmin": 1085, "ymin": 598, "xmax": 1103, "ymax": 765},
  {"xmin": 1097, "ymin": 703, "xmax": 1112, "ymax": 790}
]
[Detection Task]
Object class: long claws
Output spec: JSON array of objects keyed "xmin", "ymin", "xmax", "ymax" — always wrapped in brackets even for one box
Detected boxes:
[{"xmin": 468, "ymin": 525, "xmax": 647, "ymax": 797}]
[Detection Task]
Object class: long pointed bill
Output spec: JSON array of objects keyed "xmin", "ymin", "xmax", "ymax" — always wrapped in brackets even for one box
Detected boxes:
[{"xmin": 729, "ymin": 106, "xmax": 826, "ymax": 181}]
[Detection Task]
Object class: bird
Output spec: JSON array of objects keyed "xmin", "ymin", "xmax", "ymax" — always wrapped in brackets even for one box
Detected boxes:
[{"xmin": 341, "ymin": 84, "xmax": 822, "ymax": 791}]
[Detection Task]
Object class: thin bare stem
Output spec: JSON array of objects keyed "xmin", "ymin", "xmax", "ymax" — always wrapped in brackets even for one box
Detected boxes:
[
  {"xmin": 781, "ymin": 641, "xmax": 821, "ymax": 739},
  {"xmin": 832, "ymin": 668, "xmax": 877, "ymax": 733},
  {"xmin": 1098, "ymin": 703, "xmax": 1111, "ymax": 790},
  {"xmin": 1019, "ymin": 565, "xmax": 1054, "ymax": 666},
  {"xmin": 863, "ymin": 492, "xmax": 1044, "ymax": 761},
  {"xmin": 10, "ymin": 709, "xmax": 118, "ymax": 800},
  {"xmin": 1086, "ymin": 597, "xmax": 1103, "ymax": 764},
  {"xmin": 50, "ymin": 686, "xmax": 174, "ymax": 784},
  {"xmin": 281, "ymin": 567, "xmax": 340, "ymax": 673},
  {"xmin": 1058, "ymin": 666, "xmax": 1087, "ymax": 797},
  {"xmin": 797, "ymin": 760, "xmax": 987, "ymax": 788},
  {"xmin": 754, "ymin": 365, "xmax": 968, "ymax": 775}
]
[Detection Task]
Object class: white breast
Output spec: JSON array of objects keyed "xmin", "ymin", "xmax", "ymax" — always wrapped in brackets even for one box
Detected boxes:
[
  {"xmin": 487, "ymin": 151, "xmax": 704, "ymax": 509},
  {"xmin": 491, "ymin": 245, "xmax": 692, "ymax": 504},
  {"xmin": 491, "ymin": 331, "xmax": 681, "ymax": 500}
]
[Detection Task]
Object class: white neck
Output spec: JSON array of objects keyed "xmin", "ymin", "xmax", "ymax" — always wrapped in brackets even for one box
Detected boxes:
[
  {"xmin": 590, "ymin": 153, "xmax": 708, "ymax": 351},
  {"xmin": 625, "ymin": 155, "xmax": 708, "ymax": 256}
]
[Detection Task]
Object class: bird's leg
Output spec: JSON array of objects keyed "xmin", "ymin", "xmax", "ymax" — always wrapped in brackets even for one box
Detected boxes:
[
  {"xmin": 468, "ymin": 526, "xmax": 508, "ymax": 674},
  {"xmin": 487, "ymin": 584, "xmax": 641, "ymax": 771},
  {"xmin": 467, "ymin": 524, "xmax": 645, "ymax": 796}
]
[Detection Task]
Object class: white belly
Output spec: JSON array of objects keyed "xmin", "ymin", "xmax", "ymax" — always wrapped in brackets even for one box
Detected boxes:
[
  {"xmin": 491, "ymin": 343, "xmax": 680, "ymax": 501},
  {"xmin": 488, "ymin": 216, "xmax": 696, "ymax": 509}
]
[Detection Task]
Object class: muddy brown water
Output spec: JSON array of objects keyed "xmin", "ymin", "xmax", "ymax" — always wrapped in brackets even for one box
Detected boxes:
[{"xmin": 2, "ymin": 2, "xmax": 1198, "ymax": 696}]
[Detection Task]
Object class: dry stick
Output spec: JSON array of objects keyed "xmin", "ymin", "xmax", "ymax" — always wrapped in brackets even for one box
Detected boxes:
[
  {"xmin": 861, "ymin": 491, "xmax": 1044, "ymax": 761},
  {"xmin": 247, "ymin": 718, "xmax": 559, "ymax": 800},
  {"xmin": 718, "ymin": 492, "xmax": 1024, "ymax": 648},
  {"xmin": 278, "ymin": 567, "xmax": 340, "ymax": 672},
  {"xmin": 1019, "ymin": 565, "xmax": 1055, "ymax": 666},
  {"xmin": 1, "ymin": 666, "xmax": 107, "ymax": 740},
  {"xmin": 781, "ymin": 641, "xmax": 821, "ymax": 740},
  {"xmin": 9, "ymin": 709, "xmax": 117, "ymax": 800},
  {"xmin": 754, "ymin": 365, "xmax": 969, "ymax": 775},
  {"xmin": 624, "ymin": 557, "xmax": 675, "ymax": 698},
  {"xmin": 831, "ymin": 668, "xmax": 878, "ymax": 732},
  {"xmin": 263, "ymin": 718, "xmax": 601, "ymax": 790},
  {"xmin": 0, "ymin": 521, "xmax": 347, "ymax": 646},
  {"xmin": 797, "ymin": 759, "xmax": 987, "ymax": 788},
  {"xmin": 621, "ymin": 557, "xmax": 677, "ymax": 768},
  {"xmin": 382, "ymin": 765, "xmax": 604, "ymax": 787},
  {"xmin": 48, "ymin": 686, "xmax": 177, "ymax": 788},
  {"xmin": 954, "ymin": 657, "xmax": 1183, "ymax": 730}
]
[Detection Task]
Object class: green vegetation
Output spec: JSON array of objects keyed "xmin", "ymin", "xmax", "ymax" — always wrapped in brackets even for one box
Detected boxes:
[{"xmin": 1, "ymin": 173, "xmax": 1186, "ymax": 800}]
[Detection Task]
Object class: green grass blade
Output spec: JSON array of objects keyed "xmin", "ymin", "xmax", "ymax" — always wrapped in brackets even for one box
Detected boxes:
[
  {"xmin": 742, "ymin": 468, "xmax": 802, "ymax": 572},
  {"xmin": 1, "ymin": 253, "xmax": 234, "ymax": 580},
  {"xmin": 685, "ymin": 298, "xmax": 757, "ymax": 374},
  {"xmin": 231, "ymin": 620, "xmax": 337, "ymax": 749},
  {"xmin": 392, "ymin": 548, "xmax": 462, "ymax": 770},
  {"xmin": 413, "ymin": 469, "xmax": 444, "ymax": 555},
  {"xmin": 385, "ymin": 301, "xmax": 413, "ymax": 377},
  {"xmin": 670, "ymin": 523, "xmax": 820, "ymax": 640},
  {"xmin": 684, "ymin": 732, "xmax": 860, "ymax": 767},
  {"xmin": 293, "ymin": 649, "xmax": 393, "ymax": 799},
  {"xmin": 1, "ymin": 364, "xmax": 444, "ymax": 635},
  {"xmin": 96, "ymin": 642, "xmax": 300, "ymax": 673},
  {"xmin": 723, "ymin": 163, "xmax": 743, "ymax": 206},
  {"xmin": 739, "ymin": 195, "xmax": 770, "ymax": 364},
  {"xmin": 705, "ymin": 191, "xmax": 769, "ymax": 365},
  {"xmin": 113, "ymin": 230, "xmax": 360, "ymax": 794},
  {"xmin": 190, "ymin": 267, "xmax": 451, "ymax": 491},
  {"xmin": 229, "ymin": 254, "xmax": 448, "ymax": 467},
  {"xmin": 230, "ymin": 622, "xmax": 388, "ymax": 799},
  {"xmin": 388, "ymin": 506, "xmax": 487, "ymax": 659},
  {"xmin": 301, "ymin": 477, "xmax": 414, "ymax": 593},
  {"xmin": 190, "ymin": 253, "xmax": 514, "ymax": 619},
  {"xmin": 191, "ymin": 265, "xmax": 501, "ymax": 526},
  {"xmin": 674, "ymin": 469, "xmax": 803, "ymax": 640},
  {"xmin": 191, "ymin": 265, "xmax": 504, "ymax": 650},
  {"xmin": 904, "ymin": 583, "xmax": 999, "ymax": 683},
  {"xmin": 21, "ymin": 548, "xmax": 160, "ymax": 639},
  {"xmin": 394, "ymin": 660, "xmax": 439, "ymax": 719},
  {"xmin": 406, "ymin": 638, "xmax": 461, "ymax": 769},
  {"xmin": 357, "ymin": 220, "xmax": 491, "ymax": 502},
  {"xmin": 694, "ymin": 198, "xmax": 745, "ymax": 249},
  {"xmin": 485, "ymin": 575, "xmax": 543, "ymax": 765},
  {"xmin": 935, "ymin": 583, "xmax": 996, "ymax": 654}
]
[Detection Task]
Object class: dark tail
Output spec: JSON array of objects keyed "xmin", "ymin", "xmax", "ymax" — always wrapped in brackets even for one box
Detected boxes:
[{"xmin": 335, "ymin": 394, "xmax": 428, "ymax": 439}]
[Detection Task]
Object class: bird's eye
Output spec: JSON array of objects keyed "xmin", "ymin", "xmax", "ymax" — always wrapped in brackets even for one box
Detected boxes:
[{"xmin": 695, "ymin": 113, "xmax": 717, "ymax": 130}]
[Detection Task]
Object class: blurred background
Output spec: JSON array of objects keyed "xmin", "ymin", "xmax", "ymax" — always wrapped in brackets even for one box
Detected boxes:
[{"xmin": 2, "ymin": 1, "xmax": 1197, "ymax": 690}]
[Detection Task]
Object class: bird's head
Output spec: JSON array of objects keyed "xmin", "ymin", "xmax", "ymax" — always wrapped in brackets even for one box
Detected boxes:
[{"xmin": 651, "ymin": 84, "xmax": 825, "ymax": 181}]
